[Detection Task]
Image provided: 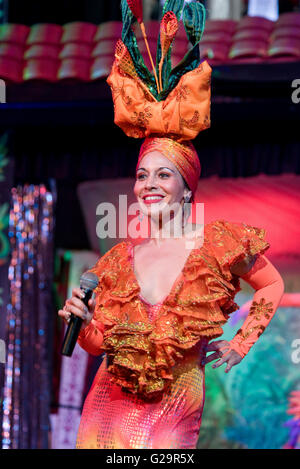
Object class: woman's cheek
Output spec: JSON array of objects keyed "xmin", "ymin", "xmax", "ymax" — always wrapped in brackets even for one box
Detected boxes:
[{"xmin": 133, "ymin": 181, "xmax": 142, "ymax": 197}]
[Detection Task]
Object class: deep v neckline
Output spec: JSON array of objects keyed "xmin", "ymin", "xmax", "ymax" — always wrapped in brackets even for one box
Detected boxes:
[{"xmin": 127, "ymin": 235, "xmax": 203, "ymax": 308}]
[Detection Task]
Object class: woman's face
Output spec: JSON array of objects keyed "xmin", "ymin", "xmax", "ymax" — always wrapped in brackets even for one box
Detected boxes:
[{"xmin": 134, "ymin": 151, "xmax": 191, "ymax": 219}]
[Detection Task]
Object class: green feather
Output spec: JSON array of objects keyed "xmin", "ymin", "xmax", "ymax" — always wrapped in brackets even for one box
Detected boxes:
[
  {"xmin": 160, "ymin": 1, "xmax": 207, "ymax": 100},
  {"xmin": 162, "ymin": 0, "xmax": 185, "ymax": 19},
  {"xmin": 119, "ymin": 0, "xmax": 207, "ymax": 101},
  {"xmin": 183, "ymin": 1, "xmax": 206, "ymax": 45},
  {"xmin": 120, "ymin": 0, "xmax": 157, "ymax": 98},
  {"xmin": 156, "ymin": 0, "xmax": 184, "ymax": 97}
]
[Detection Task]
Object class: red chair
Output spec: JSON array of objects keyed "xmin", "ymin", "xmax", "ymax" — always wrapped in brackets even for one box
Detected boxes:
[
  {"xmin": 58, "ymin": 43, "xmax": 92, "ymax": 82},
  {"xmin": 137, "ymin": 38, "xmax": 158, "ymax": 67},
  {"xmin": 0, "ymin": 24, "xmax": 30, "ymax": 45},
  {"xmin": 172, "ymin": 39, "xmax": 189, "ymax": 57},
  {"xmin": 233, "ymin": 28, "xmax": 271, "ymax": 43},
  {"xmin": 94, "ymin": 21, "xmax": 123, "ymax": 42},
  {"xmin": 90, "ymin": 55, "xmax": 114, "ymax": 80},
  {"xmin": 204, "ymin": 20, "xmax": 237, "ymax": 35},
  {"xmin": 271, "ymin": 25, "xmax": 300, "ymax": 40},
  {"xmin": 228, "ymin": 39, "xmax": 268, "ymax": 63},
  {"xmin": 58, "ymin": 59, "xmax": 92, "ymax": 81},
  {"xmin": 276, "ymin": 12, "xmax": 300, "ymax": 28},
  {"xmin": 26, "ymin": 24, "xmax": 63, "ymax": 46},
  {"xmin": 137, "ymin": 37, "xmax": 188, "ymax": 62},
  {"xmin": 134, "ymin": 21, "xmax": 160, "ymax": 41},
  {"xmin": 25, "ymin": 44, "xmax": 60, "ymax": 60},
  {"xmin": 0, "ymin": 58, "xmax": 23, "ymax": 82},
  {"xmin": 0, "ymin": 43, "xmax": 24, "ymax": 60},
  {"xmin": 201, "ymin": 31, "xmax": 233, "ymax": 46},
  {"xmin": 0, "ymin": 43, "xmax": 24, "ymax": 82},
  {"xmin": 59, "ymin": 43, "xmax": 92, "ymax": 60},
  {"xmin": 92, "ymin": 40, "xmax": 117, "ymax": 58},
  {"xmin": 200, "ymin": 42, "xmax": 230, "ymax": 64},
  {"xmin": 268, "ymin": 37, "xmax": 300, "ymax": 62},
  {"xmin": 235, "ymin": 16, "xmax": 274, "ymax": 33},
  {"xmin": 23, "ymin": 45, "xmax": 59, "ymax": 81},
  {"xmin": 61, "ymin": 22, "xmax": 97, "ymax": 44}
]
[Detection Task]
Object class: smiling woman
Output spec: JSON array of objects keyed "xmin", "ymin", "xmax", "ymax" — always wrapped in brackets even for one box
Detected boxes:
[{"xmin": 58, "ymin": 0, "xmax": 284, "ymax": 449}]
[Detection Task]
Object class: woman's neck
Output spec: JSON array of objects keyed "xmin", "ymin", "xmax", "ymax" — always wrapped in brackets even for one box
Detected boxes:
[{"xmin": 148, "ymin": 219, "xmax": 203, "ymax": 248}]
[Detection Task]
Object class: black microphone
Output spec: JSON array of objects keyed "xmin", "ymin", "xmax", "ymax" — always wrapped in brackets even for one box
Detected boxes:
[{"xmin": 61, "ymin": 271, "xmax": 99, "ymax": 357}]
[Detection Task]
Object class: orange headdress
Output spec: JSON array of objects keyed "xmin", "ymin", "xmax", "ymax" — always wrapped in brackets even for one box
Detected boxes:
[{"xmin": 107, "ymin": 0, "xmax": 212, "ymax": 195}]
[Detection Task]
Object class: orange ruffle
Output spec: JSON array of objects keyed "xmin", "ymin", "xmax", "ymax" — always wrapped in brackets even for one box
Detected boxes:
[
  {"xmin": 107, "ymin": 59, "xmax": 212, "ymax": 143},
  {"xmin": 88, "ymin": 220, "xmax": 270, "ymax": 399}
]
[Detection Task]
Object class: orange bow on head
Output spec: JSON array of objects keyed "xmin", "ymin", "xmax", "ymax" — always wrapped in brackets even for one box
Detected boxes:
[{"xmin": 107, "ymin": 57, "xmax": 212, "ymax": 143}]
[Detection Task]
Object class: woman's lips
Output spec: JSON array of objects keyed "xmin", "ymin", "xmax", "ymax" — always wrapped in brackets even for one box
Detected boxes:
[{"xmin": 142, "ymin": 195, "xmax": 165, "ymax": 205}]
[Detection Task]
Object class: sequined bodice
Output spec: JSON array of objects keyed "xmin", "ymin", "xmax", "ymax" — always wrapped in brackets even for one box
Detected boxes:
[{"xmin": 127, "ymin": 242, "xmax": 163, "ymax": 322}]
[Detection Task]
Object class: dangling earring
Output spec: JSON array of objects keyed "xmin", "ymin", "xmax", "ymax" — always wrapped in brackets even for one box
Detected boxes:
[
  {"xmin": 138, "ymin": 210, "xmax": 144, "ymax": 222},
  {"xmin": 182, "ymin": 194, "xmax": 192, "ymax": 228}
]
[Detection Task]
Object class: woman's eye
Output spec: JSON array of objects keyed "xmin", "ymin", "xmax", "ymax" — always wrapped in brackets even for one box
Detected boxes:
[
  {"xmin": 137, "ymin": 174, "xmax": 146, "ymax": 180},
  {"xmin": 159, "ymin": 173, "xmax": 170, "ymax": 178}
]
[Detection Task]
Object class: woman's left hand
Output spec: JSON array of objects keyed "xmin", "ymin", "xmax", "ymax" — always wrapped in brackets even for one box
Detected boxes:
[{"xmin": 201, "ymin": 340, "xmax": 243, "ymax": 373}]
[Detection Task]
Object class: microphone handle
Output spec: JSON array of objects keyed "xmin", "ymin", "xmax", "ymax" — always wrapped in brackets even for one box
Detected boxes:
[{"xmin": 61, "ymin": 288, "xmax": 93, "ymax": 357}]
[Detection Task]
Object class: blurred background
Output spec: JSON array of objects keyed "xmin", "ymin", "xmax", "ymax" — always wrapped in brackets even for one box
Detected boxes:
[{"xmin": 0, "ymin": 0, "xmax": 300, "ymax": 450}]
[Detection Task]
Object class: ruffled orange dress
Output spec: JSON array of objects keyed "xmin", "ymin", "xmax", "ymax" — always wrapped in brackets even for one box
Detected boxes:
[{"xmin": 75, "ymin": 219, "xmax": 270, "ymax": 449}]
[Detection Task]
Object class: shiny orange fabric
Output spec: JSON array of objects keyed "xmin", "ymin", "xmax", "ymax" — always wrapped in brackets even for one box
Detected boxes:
[
  {"xmin": 137, "ymin": 137, "xmax": 201, "ymax": 195},
  {"xmin": 77, "ymin": 220, "xmax": 271, "ymax": 401},
  {"xmin": 76, "ymin": 346, "xmax": 206, "ymax": 449},
  {"xmin": 106, "ymin": 59, "xmax": 212, "ymax": 143},
  {"xmin": 76, "ymin": 220, "xmax": 275, "ymax": 448}
]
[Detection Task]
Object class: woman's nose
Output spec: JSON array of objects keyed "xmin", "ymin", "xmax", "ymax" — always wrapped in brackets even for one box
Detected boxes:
[{"xmin": 144, "ymin": 174, "xmax": 158, "ymax": 189}]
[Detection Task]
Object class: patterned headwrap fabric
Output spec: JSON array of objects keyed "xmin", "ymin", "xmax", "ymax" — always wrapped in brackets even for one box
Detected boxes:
[{"xmin": 137, "ymin": 137, "xmax": 201, "ymax": 195}]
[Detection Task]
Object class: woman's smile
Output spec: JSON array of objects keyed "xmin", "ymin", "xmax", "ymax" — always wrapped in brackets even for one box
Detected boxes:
[{"xmin": 142, "ymin": 193, "xmax": 165, "ymax": 204}]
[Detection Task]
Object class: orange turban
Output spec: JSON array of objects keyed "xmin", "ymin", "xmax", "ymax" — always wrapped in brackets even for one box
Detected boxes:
[
  {"xmin": 137, "ymin": 137, "xmax": 201, "ymax": 195},
  {"xmin": 107, "ymin": 59, "xmax": 211, "ymax": 143}
]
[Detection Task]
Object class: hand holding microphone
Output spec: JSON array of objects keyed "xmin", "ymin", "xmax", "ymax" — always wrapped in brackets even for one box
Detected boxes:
[{"xmin": 58, "ymin": 272, "xmax": 99, "ymax": 356}]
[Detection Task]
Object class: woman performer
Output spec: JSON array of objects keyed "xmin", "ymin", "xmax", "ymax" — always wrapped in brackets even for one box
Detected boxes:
[{"xmin": 58, "ymin": 0, "xmax": 284, "ymax": 449}]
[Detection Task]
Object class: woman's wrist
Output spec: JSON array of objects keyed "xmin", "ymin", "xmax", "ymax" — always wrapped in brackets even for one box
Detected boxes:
[
  {"xmin": 227, "ymin": 339, "xmax": 246, "ymax": 359},
  {"xmin": 79, "ymin": 318, "xmax": 96, "ymax": 336}
]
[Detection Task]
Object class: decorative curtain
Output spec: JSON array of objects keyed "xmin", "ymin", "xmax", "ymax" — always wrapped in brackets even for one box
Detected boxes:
[
  {"xmin": 1, "ymin": 184, "xmax": 55, "ymax": 449},
  {"xmin": 0, "ymin": 132, "xmax": 13, "ymax": 443}
]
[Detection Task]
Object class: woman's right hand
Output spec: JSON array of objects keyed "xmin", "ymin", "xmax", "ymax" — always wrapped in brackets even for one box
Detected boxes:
[{"xmin": 58, "ymin": 287, "xmax": 96, "ymax": 330}]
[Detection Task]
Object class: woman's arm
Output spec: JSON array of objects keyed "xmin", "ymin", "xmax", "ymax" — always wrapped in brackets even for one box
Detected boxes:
[
  {"xmin": 203, "ymin": 255, "xmax": 285, "ymax": 371},
  {"xmin": 77, "ymin": 318, "xmax": 105, "ymax": 356},
  {"xmin": 227, "ymin": 254, "xmax": 285, "ymax": 358},
  {"xmin": 58, "ymin": 288, "xmax": 104, "ymax": 356}
]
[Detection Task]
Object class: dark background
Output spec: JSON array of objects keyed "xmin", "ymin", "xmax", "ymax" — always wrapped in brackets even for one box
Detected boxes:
[{"xmin": 6, "ymin": 0, "xmax": 300, "ymax": 25}]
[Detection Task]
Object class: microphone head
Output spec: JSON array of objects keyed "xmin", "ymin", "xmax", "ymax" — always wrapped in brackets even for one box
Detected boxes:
[{"xmin": 80, "ymin": 271, "xmax": 99, "ymax": 291}]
